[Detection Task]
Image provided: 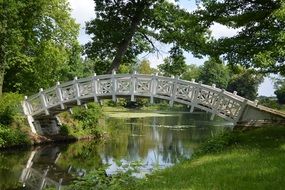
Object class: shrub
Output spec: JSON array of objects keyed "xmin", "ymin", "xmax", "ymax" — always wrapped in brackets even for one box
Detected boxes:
[
  {"xmin": 275, "ymin": 86, "xmax": 285, "ymax": 104},
  {"xmin": 196, "ymin": 131, "xmax": 239, "ymax": 155},
  {"xmin": 0, "ymin": 125, "xmax": 29, "ymax": 148},
  {"xmin": 72, "ymin": 103, "xmax": 103, "ymax": 137},
  {"xmin": 0, "ymin": 93, "xmax": 23, "ymax": 125},
  {"xmin": 59, "ymin": 124, "xmax": 70, "ymax": 136}
]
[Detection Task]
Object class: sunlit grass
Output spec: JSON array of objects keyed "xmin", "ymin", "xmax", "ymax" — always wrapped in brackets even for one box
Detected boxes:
[{"xmin": 127, "ymin": 126, "xmax": 285, "ymax": 190}]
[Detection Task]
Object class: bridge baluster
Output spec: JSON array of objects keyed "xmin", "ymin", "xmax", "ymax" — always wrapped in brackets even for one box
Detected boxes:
[
  {"xmin": 39, "ymin": 88, "xmax": 49, "ymax": 115},
  {"xmin": 56, "ymin": 82, "xmax": 64, "ymax": 110},
  {"xmin": 92, "ymin": 73, "xmax": 98, "ymax": 102},
  {"xmin": 73, "ymin": 77, "xmax": 81, "ymax": 105},
  {"xmin": 23, "ymin": 96, "xmax": 37, "ymax": 133},
  {"xmin": 111, "ymin": 70, "xmax": 117, "ymax": 102},
  {"xmin": 131, "ymin": 71, "xmax": 137, "ymax": 101},
  {"xmin": 23, "ymin": 96, "xmax": 32, "ymax": 115},
  {"xmin": 190, "ymin": 81, "xmax": 202, "ymax": 113},
  {"xmin": 169, "ymin": 76, "xmax": 179, "ymax": 107},
  {"xmin": 150, "ymin": 73, "xmax": 158, "ymax": 104},
  {"xmin": 234, "ymin": 99, "xmax": 248, "ymax": 124},
  {"xmin": 211, "ymin": 89, "xmax": 225, "ymax": 120}
]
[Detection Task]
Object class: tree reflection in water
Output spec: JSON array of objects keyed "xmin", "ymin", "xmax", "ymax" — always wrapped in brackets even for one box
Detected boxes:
[{"xmin": 0, "ymin": 112, "xmax": 232, "ymax": 189}]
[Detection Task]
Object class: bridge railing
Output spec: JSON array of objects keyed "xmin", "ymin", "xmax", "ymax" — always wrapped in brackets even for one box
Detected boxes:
[{"xmin": 24, "ymin": 72, "xmax": 257, "ymax": 123}]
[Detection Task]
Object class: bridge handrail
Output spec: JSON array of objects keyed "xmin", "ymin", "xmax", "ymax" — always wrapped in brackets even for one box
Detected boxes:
[{"xmin": 24, "ymin": 72, "xmax": 257, "ymax": 123}]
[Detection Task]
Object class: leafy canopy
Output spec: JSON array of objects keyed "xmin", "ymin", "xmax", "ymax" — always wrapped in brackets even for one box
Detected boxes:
[{"xmin": 197, "ymin": 0, "xmax": 285, "ymax": 75}]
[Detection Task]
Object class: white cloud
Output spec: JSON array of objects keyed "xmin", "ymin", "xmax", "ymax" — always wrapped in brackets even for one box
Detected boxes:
[
  {"xmin": 68, "ymin": 0, "xmax": 95, "ymax": 44},
  {"xmin": 210, "ymin": 22, "xmax": 241, "ymax": 39}
]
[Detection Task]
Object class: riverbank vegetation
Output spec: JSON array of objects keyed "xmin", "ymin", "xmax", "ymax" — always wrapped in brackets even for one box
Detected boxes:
[
  {"xmin": 0, "ymin": 93, "xmax": 105, "ymax": 148},
  {"xmin": 65, "ymin": 125, "xmax": 285, "ymax": 190}
]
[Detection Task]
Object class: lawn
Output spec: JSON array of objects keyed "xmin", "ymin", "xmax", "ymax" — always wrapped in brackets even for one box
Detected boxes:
[{"xmin": 128, "ymin": 126, "xmax": 285, "ymax": 190}]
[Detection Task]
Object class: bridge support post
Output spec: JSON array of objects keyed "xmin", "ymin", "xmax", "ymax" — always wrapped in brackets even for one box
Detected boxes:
[
  {"xmin": 39, "ymin": 88, "xmax": 49, "ymax": 115},
  {"xmin": 56, "ymin": 82, "xmax": 65, "ymax": 110},
  {"xmin": 74, "ymin": 77, "xmax": 81, "ymax": 105},
  {"xmin": 190, "ymin": 81, "xmax": 201, "ymax": 113},
  {"xmin": 111, "ymin": 70, "xmax": 117, "ymax": 102},
  {"xmin": 131, "ymin": 71, "xmax": 137, "ymax": 101},
  {"xmin": 22, "ymin": 97, "xmax": 37, "ymax": 134},
  {"xmin": 150, "ymin": 73, "xmax": 158, "ymax": 104},
  {"xmin": 169, "ymin": 76, "xmax": 178, "ymax": 107},
  {"xmin": 92, "ymin": 73, "xmax": 98, "ymax": 102}
]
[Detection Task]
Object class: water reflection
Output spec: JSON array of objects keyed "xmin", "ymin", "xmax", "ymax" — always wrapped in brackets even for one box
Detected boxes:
[{"xmin": 0, "ymin": 112, "xmax": 232, "ymax": 189}]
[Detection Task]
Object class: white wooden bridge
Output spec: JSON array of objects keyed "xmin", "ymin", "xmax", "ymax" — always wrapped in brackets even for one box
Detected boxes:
[{"xmin": 22, "ymin": 71, "xmax": 285, "ymax": 134}]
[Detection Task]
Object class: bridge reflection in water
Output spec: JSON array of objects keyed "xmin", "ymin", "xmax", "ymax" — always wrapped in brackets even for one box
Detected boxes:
[{"xmin": 18, "ymin": 145, "xmax": 88, "ymax": 190}]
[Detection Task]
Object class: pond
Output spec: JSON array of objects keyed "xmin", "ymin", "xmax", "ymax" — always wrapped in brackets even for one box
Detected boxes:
[{"xmin": 0, "ymin": 111, "xmax": 232, "ymax": 190}]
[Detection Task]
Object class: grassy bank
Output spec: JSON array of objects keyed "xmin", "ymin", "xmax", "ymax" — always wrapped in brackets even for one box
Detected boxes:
[
  {"xmin": 0, "ymin": 93, "xmax": 105, "ymax": 149},
  {"xmin": 123, "ymin": 125, "xmax": 285, "ymax": 190}
]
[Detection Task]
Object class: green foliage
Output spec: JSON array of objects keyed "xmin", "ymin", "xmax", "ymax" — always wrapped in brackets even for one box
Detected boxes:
[
  {"xmin": 158, "ymin": 46, "xmax": 187, "ymax": 77},
  {"xmin": 59, "ymin": 124, "xmax": 70, "ymax": 136},
  {"xmin": 198, "ymin": 57, "xmax": 230, "ymax": 89},
  {"xmin": 122, "ymin": 126, "xmax": 285, "ymax": 190},
  {"xmin": 137, "ymin": 59, "xmax": 157, "ymax": 74},
  {"xmin": 72, "ymin": 103, "xmax": 103, "ymax": 137},
  {"xmin": 0, "ymin": 93, "xmax": 22, "ymax": 125},
  {"xmin": 66, "ymin": 164, "xmax": 140, "ymax": 190},
  {"xmin": 195, "ymin": 131, "xmax": 238, "ymax": 155},
  {"xmin": 275, "ymin": 87, "xmax": 285, "ymax": 104},
  {"xmin": 1, "ymin": 0, "xmax": 81, "ymax": 94},
  {"xmin": 181, "ymin": 64, "xmax": 202, "ymax": 81},
  {"xmin": 227, "ymin": 70, "xmax": 263, "ymax": 100},
  {"xmin": 197, "ymin": 0, "xmax": 285, "ymax": 74},
  {"xmin": 274, "ymin": 79, "xmax": 285, "ymax": 104},
  {"xmin": 0, "ymin": 125, "xmax": 29, "ymax": 148},
  {"xmin": 85, "ymin": 0, "xmax": 207, "ymax": 73},
  {"xmin": 258, "ymin": 97, "xmax": 282, "ymax": 109}
]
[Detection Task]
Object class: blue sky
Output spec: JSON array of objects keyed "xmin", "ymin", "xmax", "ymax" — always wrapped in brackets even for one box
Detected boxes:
[{"xmin": 68, "ymin": 0, "xmax": 275, "ymax": 97}]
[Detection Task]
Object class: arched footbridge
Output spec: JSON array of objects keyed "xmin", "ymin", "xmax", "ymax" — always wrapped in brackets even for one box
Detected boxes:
[{"xmin": 22, "ymin": 71, "xmax": 285, "ymax": 134}]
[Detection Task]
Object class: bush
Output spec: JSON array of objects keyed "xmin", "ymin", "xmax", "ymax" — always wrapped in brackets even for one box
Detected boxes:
[
  {"xmin": 275, "ymin": 86, "xmax": 285, "ymax": 104},
  {"xmin": 196, "ymin": 131, "xmax": 239, "ymax": 155},
  {"xmin": 258, "ymin": 97, "xmax": 281, "ymax": 109},
  {"xmin": 59, "ymin": 124, "xmax": 70, "ymax": 136},
  {"xmin": 0, "ymin": 93, "xmax": 23, "ymax": 125},
  {"xmin": 0, "ymin": 125, "xmax": 29, "ymax": 148},
  {"xmin": 72, "ymin": 103, "xmax": 103, "ymax": 137}
]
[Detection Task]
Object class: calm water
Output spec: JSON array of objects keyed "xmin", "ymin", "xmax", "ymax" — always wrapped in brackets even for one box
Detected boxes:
[{"xmin": 0, "ymin": 111, "xmax": 232, "ymax": 190}]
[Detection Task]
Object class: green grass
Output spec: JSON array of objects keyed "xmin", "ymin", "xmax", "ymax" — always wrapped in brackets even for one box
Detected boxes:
[{"xmin": 127, "ymin": 126, "xmax": 285, "ymax": 190}]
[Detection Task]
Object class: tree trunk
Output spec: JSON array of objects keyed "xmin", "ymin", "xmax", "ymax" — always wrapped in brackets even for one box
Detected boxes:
[{"xmin": 109, "ymin": 3, "xmax": 147, "ymax": 73}]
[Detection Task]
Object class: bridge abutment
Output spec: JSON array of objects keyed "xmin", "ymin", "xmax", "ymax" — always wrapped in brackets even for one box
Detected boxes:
[
  {"xmin": 33, "ymin": 116, "xmax": 61, "ymax": 135},
  {"xmin": 235, "ymin": 104, "xmax": 285, "ymax": 129}
]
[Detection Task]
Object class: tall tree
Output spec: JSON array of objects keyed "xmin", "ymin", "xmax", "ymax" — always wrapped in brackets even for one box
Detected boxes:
[
  {"xmin": 227, "ymin": 70, "xmax": 264, "ymax": 100},
  {"xmin": 137, "ymin": 59, "xmax": 156, "ymax": 74},
  {"xmin": 1, "ymin": 0, "xmax": 80, "ymax": 94},
  {"xmin": 197, "ymin": 0, "xmax": 285, "ymax": 75},
  {"xmin": 158, "ymin": 46, "xmax": 187, "ymax": 77},
  {"xmin": 85, "ymin": 0, "xmax": 207, "ymax": 74},
  {"xmin": 181, "ymin": 64, "xmax": 202, "ymax": 81},
  {"xmin": 274, "ymin": 78, "xmax": 285, "ymax": 104},
  {"xmin": 198, "ymin": 57, "xmax": 230, "ymax": 89}
]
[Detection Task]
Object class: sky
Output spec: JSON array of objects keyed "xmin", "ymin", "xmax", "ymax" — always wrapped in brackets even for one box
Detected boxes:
[{"xmin": 68, "ymin": 0, "xmax": 275, "ymax": 97}]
